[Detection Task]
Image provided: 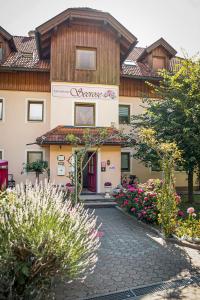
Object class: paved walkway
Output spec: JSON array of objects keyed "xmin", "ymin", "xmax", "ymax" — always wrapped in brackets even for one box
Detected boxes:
[{"xmin": 55, "ymin": 208, "xmax": 200, "ymax": 300}]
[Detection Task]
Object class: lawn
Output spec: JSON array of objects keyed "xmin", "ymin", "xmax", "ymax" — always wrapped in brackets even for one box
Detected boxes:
[{"xmin": 179, "ymin": 194, "xmax": 200, "ymax": 219}]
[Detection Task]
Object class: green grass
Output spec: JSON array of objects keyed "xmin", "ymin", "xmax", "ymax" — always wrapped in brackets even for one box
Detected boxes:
[{"xmin": 179, "ymin": 194, "xmax": 200, "ymax": 219}]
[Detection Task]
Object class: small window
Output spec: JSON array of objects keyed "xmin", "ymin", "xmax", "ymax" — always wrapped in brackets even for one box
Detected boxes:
[
  {"xmin": 124, "ymin": 60, "xmax": 136, "ymax": 66},
  {"xmin": 28, "ymin": 101, "xmax": 44, "ymax": 122},
  {"xmin": 0, "ymin": 43, "xmax": 3, "ymax": 61},
  {"xmin": 175, "ymin": 164, "xmax": 185, "ymax": 172},
  {"xmin": 0, "ymin": 99, "xmax": 3, "ymax": 120},
  {"xmin": 76, "ymin": 48, "xmax": 96, "ymax": 70},
  {"xmin": 152, "ymin": 56, "xmax": 166, "ymax": 71},
  {"xmin": 151, "ymin": 161, "xmax": 162, "ymax": 172},
  {"xmin": 75, "ymin": 103, "xmax": 95, "ymax": 126},
  {"xmin": 119, "ymin": 105, "xmax": 130, "ymax": 124},
  {"xmin": 27, "ymin": 151, "xmax": 43, "ymax": 164},
  {"xmin": 0, "ymin": 150, "xmax": 3, "ymax": 160},
  {"xmin": 121, "ymin": 152, "xmax": 130, "ymax": 172}
]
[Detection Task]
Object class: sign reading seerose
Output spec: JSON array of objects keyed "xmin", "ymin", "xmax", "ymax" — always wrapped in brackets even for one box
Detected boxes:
[{"xmin": 52, "ymin": 84, "xmax": 118, "ymax": 100}]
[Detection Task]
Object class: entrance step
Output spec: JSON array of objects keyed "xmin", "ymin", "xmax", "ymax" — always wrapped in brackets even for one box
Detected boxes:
[{"xmin": 80, "ymin": 194, "xmax": 117, "ymax": 208}]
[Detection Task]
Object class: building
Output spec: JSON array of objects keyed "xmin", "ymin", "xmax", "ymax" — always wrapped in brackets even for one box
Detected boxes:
[{"xmin": 0, "ymin": 7, "xmax": 189, "ymax": 192}]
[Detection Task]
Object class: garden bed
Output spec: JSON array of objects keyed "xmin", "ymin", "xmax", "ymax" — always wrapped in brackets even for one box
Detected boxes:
[
  {"xmin": 117, "ymin": 206, "xmax": 200, "ymax": 250},
  {"xmin": 114, "ymin": 179, "xmax": 200, "ymax": 250}
]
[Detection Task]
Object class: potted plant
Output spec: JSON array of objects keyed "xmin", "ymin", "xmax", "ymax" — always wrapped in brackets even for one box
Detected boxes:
[{"xmin": 104, "ymin": 182, "xmax": 112, "ymax": 198}]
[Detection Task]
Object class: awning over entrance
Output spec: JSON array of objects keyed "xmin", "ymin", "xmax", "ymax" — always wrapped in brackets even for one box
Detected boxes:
[{"xmin": 36, "ymin": 126, "xmax": 128, "ymax": 146}]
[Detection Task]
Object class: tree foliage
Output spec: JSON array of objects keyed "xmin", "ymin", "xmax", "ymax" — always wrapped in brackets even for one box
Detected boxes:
[{"xmin": 131, "ymin": 57, "xmax": 200, "ymax": 202}]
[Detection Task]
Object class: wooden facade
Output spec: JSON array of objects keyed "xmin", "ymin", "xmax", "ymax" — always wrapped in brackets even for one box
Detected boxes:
[
  {"xmin": 142, "ymin": 45, "xmax": 170, "ymax": 70},
  {"xmin": 119, "ymin": 77, "xmax": 156, "ymax": 98},
  {"xmin": 50, "ymin": 23, "xmax": 120, "ymax": 85},
  {"xmin": 0, "ymin": 71, "xmax": 50, "ymax": 92}
]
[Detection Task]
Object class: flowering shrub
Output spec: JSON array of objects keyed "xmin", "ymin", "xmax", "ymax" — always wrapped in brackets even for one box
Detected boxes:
[
  {"xmin": 176, "ymin": 207, "xmax": 200, "ymax": 240},
  {"xmin": 0, "ymin": 182, "xmax": 100, "ymax": 299},
  {"xmin": 115, "ymin": 179, "xmax": 161, "ymax": 223}
]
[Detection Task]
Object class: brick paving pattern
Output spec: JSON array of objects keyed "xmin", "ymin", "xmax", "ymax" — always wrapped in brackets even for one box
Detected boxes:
[{"xmin": 55, "ymin": 208, "xmax": 200, "ymax": 299}]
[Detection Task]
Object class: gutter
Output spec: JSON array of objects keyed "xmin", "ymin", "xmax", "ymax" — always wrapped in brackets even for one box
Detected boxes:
[
  {"xmin": 0, "ymin": 66, "xmax": 50, "ymax": 73},
  {"xmin": 121, "ymin": 74, "xmax": 162, "ymax": 81}
]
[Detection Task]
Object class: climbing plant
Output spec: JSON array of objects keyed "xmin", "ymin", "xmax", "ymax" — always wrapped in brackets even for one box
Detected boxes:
[{"xmin": 139, "ymin": 128, "xmax": 182, "ymax": 237}]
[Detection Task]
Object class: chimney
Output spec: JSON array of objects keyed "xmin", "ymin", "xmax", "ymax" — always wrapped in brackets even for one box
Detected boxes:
[{"xmin": 28, "ymin": 30, "xmax": 35, "ymax": 37}]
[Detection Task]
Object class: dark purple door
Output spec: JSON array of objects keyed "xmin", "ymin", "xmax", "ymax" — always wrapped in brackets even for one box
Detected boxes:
[{"xmin": 87, "ymin": 152, "xmax": 97, "ymax": 192}]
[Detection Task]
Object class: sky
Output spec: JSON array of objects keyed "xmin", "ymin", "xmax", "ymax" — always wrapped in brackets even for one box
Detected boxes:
[{"xmin": 0, "ymin": 0, "xmax": 199, "ymax": 57}]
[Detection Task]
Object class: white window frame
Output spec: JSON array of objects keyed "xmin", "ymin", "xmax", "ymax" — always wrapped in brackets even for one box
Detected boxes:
[
  {"xmin": 25, "ymin": 149, "xmax": 45, "ymax": 164},
  {"xmin": 25, "ymin": 98, "xmax": 46, "ymax": 123},
  {"xmin": 0, "ymin": 97, "xmax": 5, "ymax": 122},
  {"xmin": 76, "ymin": 47, "xmax": 97, "ymax": 71}
]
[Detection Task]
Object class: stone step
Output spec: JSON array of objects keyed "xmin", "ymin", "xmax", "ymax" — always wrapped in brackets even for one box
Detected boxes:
[{"xmin": 84, "ymin": 201, "xmax": 117, "ymax": 208}]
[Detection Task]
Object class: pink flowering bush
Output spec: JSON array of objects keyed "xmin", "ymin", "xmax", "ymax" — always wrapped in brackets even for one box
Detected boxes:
[{"xmin": 115, "ymin": 179, "xmax": 161, "ymax": 223}]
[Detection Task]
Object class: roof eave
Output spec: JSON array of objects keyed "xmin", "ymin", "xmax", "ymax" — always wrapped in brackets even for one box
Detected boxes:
[
  {"xmin": 0, "ymin": 66, "xmax": 50, "ymax": 72},
  {"xmin": 121, "ymin": 74, "xmax": 162, "ymax": 81}
]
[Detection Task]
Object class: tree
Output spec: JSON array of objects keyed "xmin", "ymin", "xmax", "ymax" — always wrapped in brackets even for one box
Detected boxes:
[
  {"xmin": 131, "ymin": 57, "xmax": 200, "ymax": 202},
  {"xmin": 22, "ymin": 160, "xmax": 48, "ymax": 183}
]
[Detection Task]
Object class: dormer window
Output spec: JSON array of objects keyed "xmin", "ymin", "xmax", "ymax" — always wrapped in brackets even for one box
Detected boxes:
[
  {"xmin": 152, "ymin": 56, "xmax": 166, "ymax": 71},
  {"xmin": 76, "ymin": 47, "xmax": 96, "ymax": 70},
  {"xmin": 0, "ymin": 43, "xmax": 3, "ymax": 61}
]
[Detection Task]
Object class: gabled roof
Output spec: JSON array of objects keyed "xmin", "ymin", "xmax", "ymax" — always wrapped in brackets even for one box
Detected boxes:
[
  {"xmin": 36, "ymin": 126, "xmax": 124, "ymax": 145},
  {"xmin": 0, "ymin": 36, "xmax": 49, "ymax": 71},
  {"xmin": 137, "ymin": 37, "xmax": 177, "ymax": 61},
  {"xmin": 35, "ymin": 7, "xmax": 138, "ymax": 62},
  {"xmin": 0, "ymin": 26, "xmax": 16, "ymax": 51}
]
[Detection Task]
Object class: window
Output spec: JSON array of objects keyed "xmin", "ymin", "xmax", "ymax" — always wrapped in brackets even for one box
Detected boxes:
[
  {"xmin": 175, "ymin": 164, "xmax": 185, "ymax": 172},
  {"xmin": 0, "ymin": 150, "xmax": 3, "ymax": 160},
  {"xmin": 119, "ymin": 105, "xmax": 130, "ymax": 124},
  {"xmin": 121, "ymin": 152, "xmax": 130, "ymax": 172},
  {"xmin": 28, "ymin": 101, "xmax": 44, "ymax": 121},
  {"xmin": 76, "ymin": 48, "xmax": 96, "ymax": 70},
  {"xmin": 0, "ymin": 43, "xmax": 3, "ymax": 61},
  {"xmin": 152, "ymin": 56, "xmax": 166, "ymax": 71},
  {"xmin": 151, "ymin": 161, "xmax": 162, "ymax": 172},
  {"xmin": 75, "ymin": 103, "xmax": 95, "ymax": 126},
  {"xmin": 124, "ymin": 60, "xmax": 136, "ymax": 66},
  {"xmin": 27, "ymin": 151, "xmax": 43, "ymax": 164},
  {"xmin": 0, "ymin": 99, "xmax": 3, "ymax": 120}
]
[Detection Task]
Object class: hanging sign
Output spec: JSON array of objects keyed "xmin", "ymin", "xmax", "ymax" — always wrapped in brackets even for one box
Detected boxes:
[
  {"xmin": 57, "ymin": 162, "xmax": 65, "ymax": 176},
  {"xmin": 52, "ymin": 84, "xmax": 118, "ymax": 100}
]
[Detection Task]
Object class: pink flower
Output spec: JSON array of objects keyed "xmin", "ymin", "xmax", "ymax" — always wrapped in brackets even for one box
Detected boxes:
[
  {"xmin": 178, "ymin": 210, "xmax": 184, "ymax": 217},
  {"xmin": 134, "ymin": 197, "xmax": 139, "ymax": 202},
  {"xmin": 175, "ymin": 195, "xmax": 181, "ymax": 204},
  {"xmin": 128, "ymin": 186, "xmax": 136, "ymax": 192},
  {"xmin": 124, "ymin": 200, "xmax": 129, "ymax": 206},
  {"xmin": 131, "ymin": 207, "xmax": 136, "ymax": 212},
  {"xmin": 144, "ymin": 197, "xmax": 148, "ymax": 201},
  {"xmin": 187, "ymin": 207, "xmax": 195, "ymax": 214},
  {"xmin": 137, "ymin": 188, "xmax": 144, "ymax": 194}
]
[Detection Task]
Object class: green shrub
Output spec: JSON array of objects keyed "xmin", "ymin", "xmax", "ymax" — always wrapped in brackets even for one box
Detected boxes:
[{"xmin": 0, "ymin": 182, "xmax": 100, "ymax": 299}]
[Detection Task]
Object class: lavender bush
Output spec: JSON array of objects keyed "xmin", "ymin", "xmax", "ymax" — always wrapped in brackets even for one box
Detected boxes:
[{"xmin": 0, "ymin": 182, "xmax": 100, "ymax": 299}]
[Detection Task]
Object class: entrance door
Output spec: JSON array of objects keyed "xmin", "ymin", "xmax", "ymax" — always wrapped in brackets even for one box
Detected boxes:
[{"xmin": 87, "ymin": 152, "xmax": 97, "ymax": 192}]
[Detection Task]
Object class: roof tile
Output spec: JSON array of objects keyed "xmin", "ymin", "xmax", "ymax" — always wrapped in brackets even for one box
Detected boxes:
[{"xmin": 0, "ymin": 35, "xmax": 181, "ymax": 77}]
